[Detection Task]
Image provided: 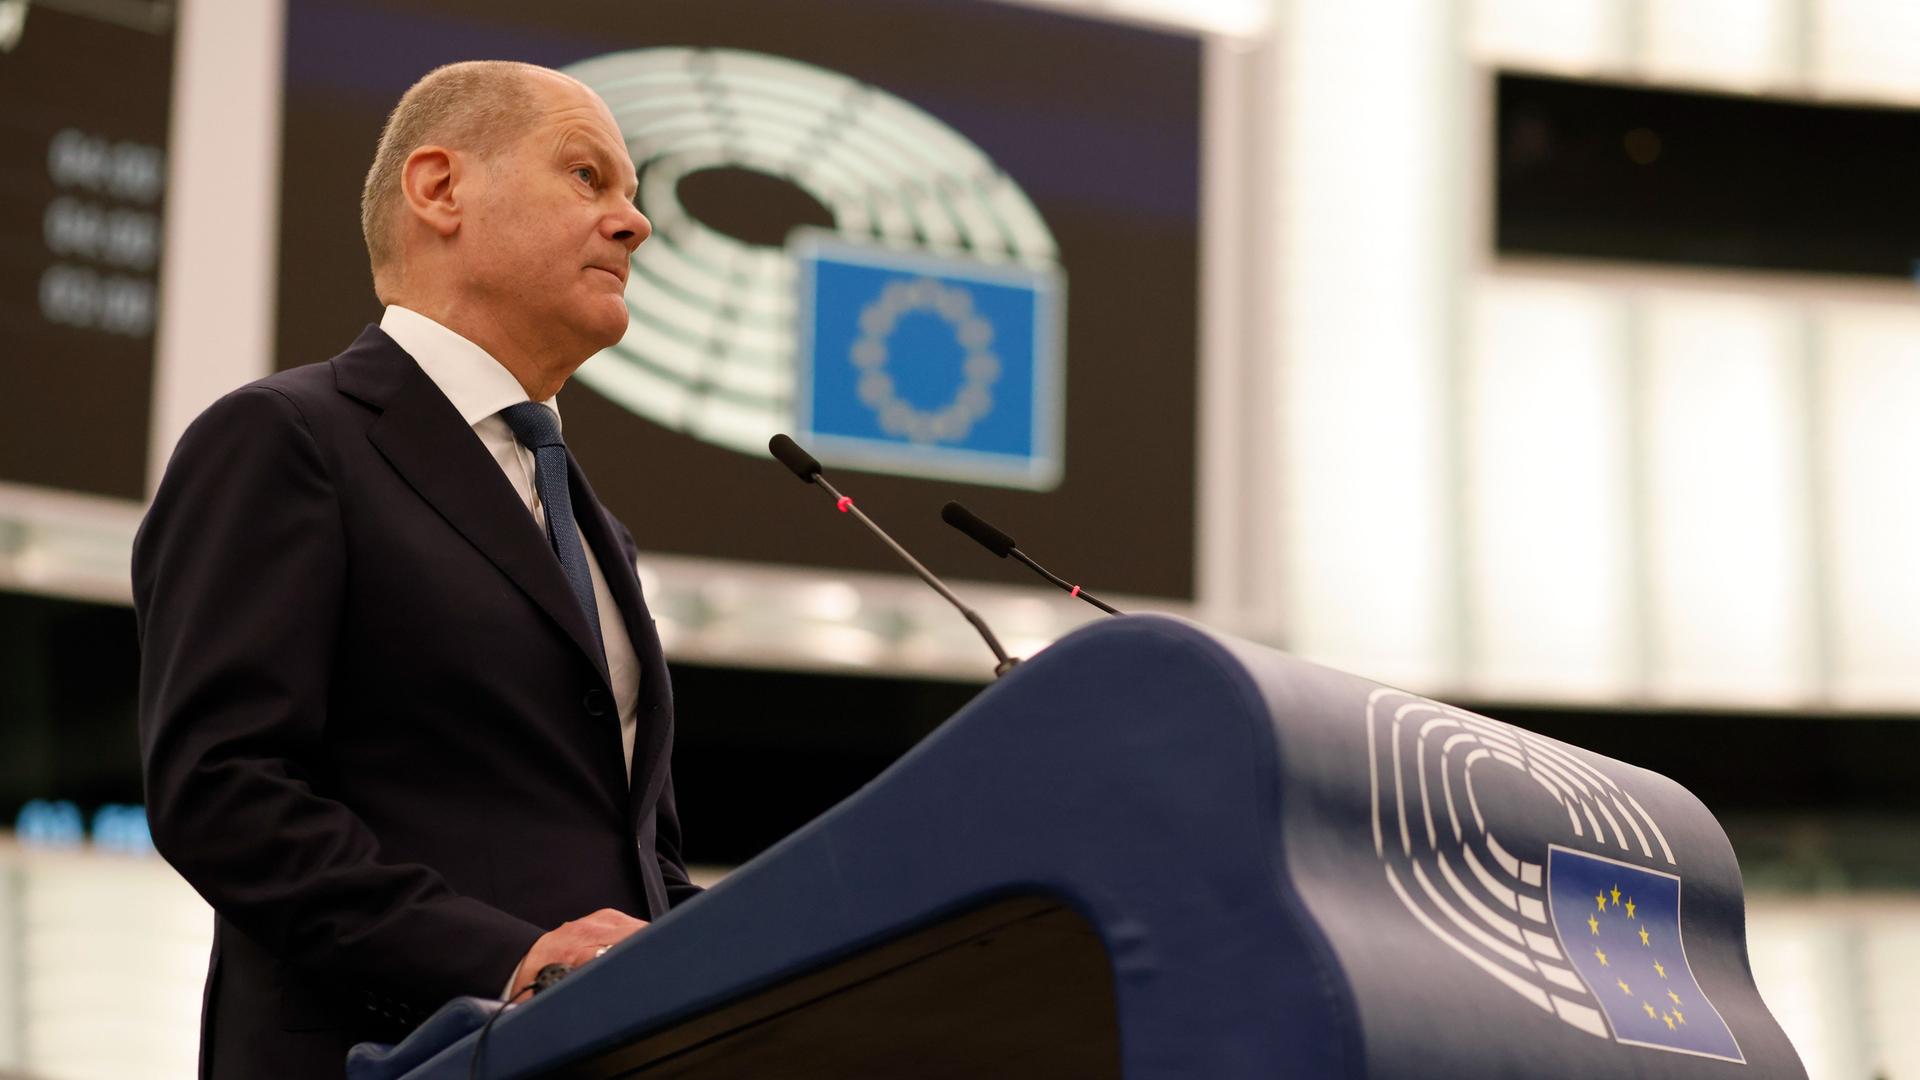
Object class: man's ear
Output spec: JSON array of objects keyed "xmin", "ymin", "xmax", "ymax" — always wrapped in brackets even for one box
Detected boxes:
[{"xmin": 399, "ymin": 146, "xmax": 463, "ymax": 239}]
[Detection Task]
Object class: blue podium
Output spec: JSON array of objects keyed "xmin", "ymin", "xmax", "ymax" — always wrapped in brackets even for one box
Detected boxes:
[{"xmin": 355, "ymin": 616, "xmax": 1803, "ymax": 1078}]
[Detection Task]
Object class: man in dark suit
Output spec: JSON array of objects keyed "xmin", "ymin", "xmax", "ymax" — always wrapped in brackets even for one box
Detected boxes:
[{"xmin": 134, "ymin": 60, "xmax": 699, "ymax": 1078}]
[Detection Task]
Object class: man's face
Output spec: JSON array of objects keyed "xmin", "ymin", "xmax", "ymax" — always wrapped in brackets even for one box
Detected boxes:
[{"xmin": 460, "ymin": 75, "xmax": 648, "ymax": 359}]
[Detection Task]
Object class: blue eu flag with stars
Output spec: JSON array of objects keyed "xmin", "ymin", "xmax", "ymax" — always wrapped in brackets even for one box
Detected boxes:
[
  {"xmin": 792, "ymin": 231, "xmax": 1064, "ymax": 491},
  {"xmin": 1548, "ymin": 845, "xmax": 1744, "ymax": 1062}
]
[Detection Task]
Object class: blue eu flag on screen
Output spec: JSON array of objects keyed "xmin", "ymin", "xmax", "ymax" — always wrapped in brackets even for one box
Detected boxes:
[
  {"xmin": 1548, "ymin": 845, "xmax": 1744, "ymax": 1062},
  {"xmin": 792, "ymin": 231, "xmax": 1064, "ymax": 490}
]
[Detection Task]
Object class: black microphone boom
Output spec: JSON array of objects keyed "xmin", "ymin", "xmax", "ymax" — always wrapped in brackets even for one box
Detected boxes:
[
  {"xmin": 768, "ymin": 433, "xmax": 822, "ymax": 482},
  {"xmin": 941, "ymin": 501, "xmax": 1123, "ymax": 616},
  {"xmin": 767, "ymin": 435, "xmax": 1019, "ymax": 677},
  {"xmin": 940, "ymin": 500, "xmax": 1015, "ymax": 557}
]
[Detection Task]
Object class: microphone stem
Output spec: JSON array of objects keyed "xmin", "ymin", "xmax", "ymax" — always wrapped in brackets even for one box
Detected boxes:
[
  {"xmin": 1010, "ymin": 549, "xmax": 1122, "ymax": 615},
  {"xmin": 813, "ymin": 476, "xmax": 1017, "ymax": 673}
]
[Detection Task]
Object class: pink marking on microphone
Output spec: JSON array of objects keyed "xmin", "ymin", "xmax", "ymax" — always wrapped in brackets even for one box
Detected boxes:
[
  {"xmin": 836, "ymin": 496, "xmax": 853, "ymax": 513},
  {"xmin": 1070, "ymin": 585, "xmax": 1081, "ymax": 598}
]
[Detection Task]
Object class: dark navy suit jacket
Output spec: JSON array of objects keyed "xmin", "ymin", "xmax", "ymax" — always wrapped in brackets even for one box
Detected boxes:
[{"xmin": 134, "ymin": 326, "xmax": 699, "ymax": 1079}]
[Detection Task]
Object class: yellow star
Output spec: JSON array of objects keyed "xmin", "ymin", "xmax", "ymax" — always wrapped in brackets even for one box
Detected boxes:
[
  {"xmin": 1611, "ymin": 884, "xmax": 1622, "ymax": 907},
  {"xmin": 1638, "ymin": 925, "xmax": 1650, "ymax": 946},
  {"xmin": 1588, "ymin": 914, "xmax": 1600, "ymax": 935},
  {"xmin": 1596, "ymin": 893, "xmax": 1607, "ymax": 913},
  {"xmin": 1663, "ymin": 1012, "xmax": 1676, "ymax": 1030},
  {"xmin": 1674, "ymin": 1008, "xmax": 1686, "ymax": 1025},
  {"xmin": 1668, "ymin": 989, "xmax": 1682, "ymax": 1005},
  {"xmin": 1653, "ymin": 960, "xmax": 1666, "ymax": 979},
  {"xmin": 1594, "ymin": 947, "xmax": 1609, "ymax": 967},
  {"xmin": 1625, "ymin": 897, "xmax": 1637, "ymax": 919},
  {"xmin": 1642, "ymin": 1001, "xmax": 1657, "ymax": 1019},
  {"xmin": 1617, "ymin": 979, "xmax": 1631, "ymax": 996}
]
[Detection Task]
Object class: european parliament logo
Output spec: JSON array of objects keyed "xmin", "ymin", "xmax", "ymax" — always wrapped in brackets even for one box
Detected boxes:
[
  {"xmin": 1548, "ymin": 846, "xmax": 1742, "ymax": 1061},
  {"xmin": 1365, "ymin": 688, "xmax": 1747, "ymax": 1064},
  {"xmin": 793, "ymin": 232, "xmax": 1063, "ymax": 490},
  {"xmin": 561, "ymin": 48, "xmax": 1066, "ymax": 477}
]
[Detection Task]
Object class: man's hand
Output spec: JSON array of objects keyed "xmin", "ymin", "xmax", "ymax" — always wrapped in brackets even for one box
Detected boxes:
[{"xmin": 509, "ymin": 908, "xmax": 649, "ymax": 994}]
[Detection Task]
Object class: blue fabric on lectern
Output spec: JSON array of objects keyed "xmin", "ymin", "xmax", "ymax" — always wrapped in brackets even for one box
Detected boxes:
[
  {"xmin": 368, "ymin": 616, "xmax": 1803, "ymax": 1079},
  {"xmin": 346, "ymin": 996, "xmax": 498, "ymax": 1080}
]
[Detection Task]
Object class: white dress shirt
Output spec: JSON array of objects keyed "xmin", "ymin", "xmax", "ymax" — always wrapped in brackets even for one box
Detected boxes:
[{"xmin": 380, "ymin": 305, "xmax": 641, "ymax": 776}]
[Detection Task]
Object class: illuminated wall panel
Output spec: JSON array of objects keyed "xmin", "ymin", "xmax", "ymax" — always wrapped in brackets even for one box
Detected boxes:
[
  {"xmin": 1464, "ymin": 279, "xmax": 1633, "ymax": 699},
  {"xmin": 1640, "ymin": 294, "xmax": 1813, "ymax": 705},
  {"xmin": 1645, "ymin": 0, "xmax": 1793, "ymax": 90},
  {"xmin": 0, "ymin": 861, "xmax": 15, "ymax": 1068},
  {"xmin": 1860, "ymin": 915, "xmax": 1920, "ymax": 1077},
  {"xmin": 1745, "ymin": 905, "xmax": 1871, "ymax": 1079},
  {"xmin": 1813, "ymin": 0, "xmax": 1920, "ymax": 102},
  {"xmin": 1747, "ymin": 897, "xmax": 1920, "ymax": 1079},
  {"xmin": 1275, "ymin": 0, "xmax": 1456, "ymax": 687},
  {"xmin": 1469, "ymin": 0, "xmax": 1626, "ymax": 73},
  {"xmin": 1819, "ymin": 302, "xmax": 1920, "ymax": 708},
  {"xmin": 6, "ymin": 845, "xmax": 209, "ymax": 1080}
]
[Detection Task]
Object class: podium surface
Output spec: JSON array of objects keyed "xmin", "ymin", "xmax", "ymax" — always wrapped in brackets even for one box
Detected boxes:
[{"xmin": 370, "ymin": 616, "xmax": 1801, "ymax": 1079}]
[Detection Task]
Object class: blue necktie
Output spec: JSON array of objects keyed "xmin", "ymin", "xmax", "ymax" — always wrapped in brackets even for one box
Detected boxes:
[{"xmin": 499, "ymin": 402, "xmax": 605, "ymax": 666}]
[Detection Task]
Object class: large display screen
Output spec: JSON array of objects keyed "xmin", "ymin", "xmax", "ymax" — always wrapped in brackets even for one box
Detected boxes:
[
  {"xmin": 1496, "ymin": 72, "xmax": 1920, "ymax": 278},
  {"xmin": 0, "ymin": 2, "xmax": 173, "ymax": 500},
  {"xmin": 276, "ymin": 0, "xmax": 1204, "ymax": 599}
]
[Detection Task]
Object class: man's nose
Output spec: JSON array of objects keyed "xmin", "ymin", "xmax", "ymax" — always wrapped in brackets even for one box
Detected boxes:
[{"xmin": 610, "ymin": 204, "xmax": 651, "ymax": 253}]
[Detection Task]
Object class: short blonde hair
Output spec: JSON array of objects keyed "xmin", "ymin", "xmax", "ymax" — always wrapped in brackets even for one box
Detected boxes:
[{"xmin": 359, "ymin": 60, "xmax": 545, "ymax": 281}]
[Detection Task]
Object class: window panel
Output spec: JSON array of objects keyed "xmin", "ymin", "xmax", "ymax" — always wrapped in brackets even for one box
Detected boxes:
[
  {"xmin": 1641, "ymin": 293, "xmax": 1812, "ymax": 704},
  {"xmin": 1819, "ymin": 301, "xmax": 1920, "ymax": 707},
  {"xmin": 1465, "ymin": 278, "xmax": 1634, "ymax": 699}
]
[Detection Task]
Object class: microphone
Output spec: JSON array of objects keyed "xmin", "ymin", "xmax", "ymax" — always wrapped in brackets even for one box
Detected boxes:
[
  {"xmin": 769, "ymin": 433, "xmax": 821, "ymax": 482},
  {"xmin": 942, "ymin": 501, "xmax": 1123, "ymax": 616},
  {"xmin": 768, "ymin": 435, "xmax": 1019, "ymax": 677}
]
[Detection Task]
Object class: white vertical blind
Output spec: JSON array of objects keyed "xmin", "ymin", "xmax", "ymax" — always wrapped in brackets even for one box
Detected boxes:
[
  {"xmin": 1468, "ymin": 0, "xmax": 1628, "ymax": 73},
  {"xmin": 1746, "ymin": 904, "xmax": 1872, "ymax": 1080},
  {"xmin": 1464, "ymin": 278, "xmax": 1635, "ymax": 699},
  {"xmin": 8, "ymin": 845, "xmax": 209, "ymax": 1080},
  {"xmin": 1272, "ymin": 0, "xmax": 1457, "ymax": 687},
  {"xmin": 1818, "ymin": 302, "xmax": 1920, "ymax": 709},
  {"xmin": 0, "ymin": 860, "xmax": 17, "ymax": 1070},
  {"xmin": 1640, "ymin": 293, "xmax": 1813, "ymax": 705},
  {"xmin": 1811, "ymin": 0, "xmax": 1920, "ymax": 101},
  {"xmin": 1859, "ymin": 912, "xmax": 1920, "ymax": 1076},
  {"xmin": 1747, "ymin": 896, "xmax": 1920, "ymax": 1079},
  {"xmin": 1644, "ymin": 0, "xmax": 1795, "ymax": 89},
  {"xmin": 146, "ymin": 0, "xmax": 287, "ymax": 496}
]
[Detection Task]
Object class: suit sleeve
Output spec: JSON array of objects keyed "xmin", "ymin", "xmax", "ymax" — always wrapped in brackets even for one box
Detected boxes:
[
  {"xmin": 655, "ymin": 770, "xmax": 703, "ymax": 908},
  {"xmin": 134, "ymin": 386, "xmax": 542, "ymax": 1007}
]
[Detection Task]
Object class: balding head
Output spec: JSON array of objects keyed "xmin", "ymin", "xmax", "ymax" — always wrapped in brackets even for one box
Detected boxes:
[
  {"xmin": 353, "ymin": 60, "xmax": 647, "ymax": 398},
  {"xmin": 360, "ymin": 60, "xmax": 558, "ymax": 289}
]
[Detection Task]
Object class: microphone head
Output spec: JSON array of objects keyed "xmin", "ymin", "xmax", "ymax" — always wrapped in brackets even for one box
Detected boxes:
[
  {"xmin": 769, "ymin": 433, "xmax": 822, "ymax": 483},
  {"xmin": 942, "ymin": 501, "xmax": 1016, "ymax": 558}
]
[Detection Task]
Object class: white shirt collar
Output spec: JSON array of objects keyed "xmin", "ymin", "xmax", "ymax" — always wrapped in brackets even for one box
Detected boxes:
[{"xmin": 379, "ymin": 305, "xmax": 560, "ymax": 430}]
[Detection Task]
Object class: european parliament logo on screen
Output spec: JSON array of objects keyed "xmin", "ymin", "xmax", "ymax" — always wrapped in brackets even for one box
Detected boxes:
[
  {"xmin": 793, "ymin": 232, "xmax": 1063, "ymax": 490},
  {"xmin": 560, "ymin": 48, "xmax": 1067, "ymax": 484}
]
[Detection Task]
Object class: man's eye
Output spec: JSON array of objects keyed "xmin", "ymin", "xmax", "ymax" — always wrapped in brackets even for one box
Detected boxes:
[{"xmin": 574, "ymin": 166, "xmax": 596, "ymax": 185}]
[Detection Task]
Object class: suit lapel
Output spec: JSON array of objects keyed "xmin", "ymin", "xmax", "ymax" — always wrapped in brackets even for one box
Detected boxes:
[
  {"xmin": 569, "ymin": 459, "xmax": 673, "ymax": 813},
  {"xmin": 334, "ymin": 327, "xmax": 611, "ymax": 686}
]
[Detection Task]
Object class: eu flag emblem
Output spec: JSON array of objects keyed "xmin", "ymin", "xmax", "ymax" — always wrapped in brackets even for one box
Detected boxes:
[
  {"xmin": 1547, "ymin": 845, "xmax": 1744, "ymax": 1062},
  {"xmin": 793, "ymin": 231, "xmax": 1064, "ymax": 490}
]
